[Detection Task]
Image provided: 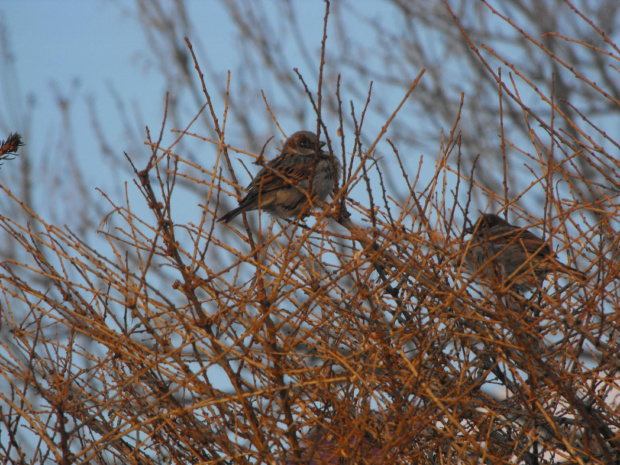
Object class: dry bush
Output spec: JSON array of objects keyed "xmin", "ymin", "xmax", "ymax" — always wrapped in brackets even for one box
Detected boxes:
[{"xmin": 1, "ymin": 2, "xmax": 619, "ymax": 464}]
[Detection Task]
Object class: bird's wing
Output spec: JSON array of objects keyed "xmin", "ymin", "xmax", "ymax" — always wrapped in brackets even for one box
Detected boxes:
[
  {"xmin": 488, "ymin": 226, "xmax": 552, "ymax": 256},
  {"xmin": 247, "ymin": 154, "xmax": 316, "ymax": 193}
]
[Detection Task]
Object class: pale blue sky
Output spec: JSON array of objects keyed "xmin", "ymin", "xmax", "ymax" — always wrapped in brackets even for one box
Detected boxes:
[
  {"xmin": 1, "ymin": 1, "xmax": 407, "ymax": 184},
  {"xmin": 1, "ymin": 0, "xmax": 438, "ymax": 232},
  {"xmin": 3, "ymin": 1, "xmax": 617, "ymax": 244}
]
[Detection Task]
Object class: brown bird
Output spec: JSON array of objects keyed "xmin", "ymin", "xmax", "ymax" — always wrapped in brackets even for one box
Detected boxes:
[
  {"xmin": 218, "ymin": 131, "xmax": 340, "ymax": 223},
  {"xmin": 463, "ymin": 213, "xmax": 586, "ymax": 293}
]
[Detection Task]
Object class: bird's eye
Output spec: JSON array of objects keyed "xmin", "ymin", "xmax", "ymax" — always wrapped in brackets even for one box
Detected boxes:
[{"xmin": 300, "ymin": 139, "xmax": 311, "ymax": 148}]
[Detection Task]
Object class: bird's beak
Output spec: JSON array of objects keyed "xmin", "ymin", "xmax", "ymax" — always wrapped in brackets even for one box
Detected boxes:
[
  {"xmin": 319, "ymin": 140, "xmax": 326, "ymax": 149},
  {"xmin": 463, "ymin": 222, "xmax": 475, "ymax": 236}
]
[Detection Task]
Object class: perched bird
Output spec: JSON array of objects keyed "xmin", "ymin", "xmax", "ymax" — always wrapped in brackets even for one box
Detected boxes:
[
  {"xmin": 218, "ymin": 131, "xmax": 340, "ymax": 223},
  {"xmin": 463, "ymin": 213, "xmax": 586, "ymax": 293}
]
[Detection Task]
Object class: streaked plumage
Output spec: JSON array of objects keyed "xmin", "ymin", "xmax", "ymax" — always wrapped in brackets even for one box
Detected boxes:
[
  {"xmin": 463, "ymin": 213, "xmax": 586, "ymax": 293},
  {"xmin": 218, "ymin": 131, "xmax": 340, "ymax": 223}
]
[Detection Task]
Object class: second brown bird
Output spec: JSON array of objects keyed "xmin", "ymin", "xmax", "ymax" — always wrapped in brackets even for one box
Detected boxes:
[{"xmin": 463, "ymin": 213, "xmax": 586, "ymax": 293}]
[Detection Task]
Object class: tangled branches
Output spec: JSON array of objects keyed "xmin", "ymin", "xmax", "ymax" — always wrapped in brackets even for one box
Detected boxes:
[{"xmin": 1, "ymin": 2, "xmax": 619, "ymax": 464}]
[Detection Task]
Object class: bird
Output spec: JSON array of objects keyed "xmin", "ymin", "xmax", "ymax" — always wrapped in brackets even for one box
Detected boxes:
[
  {"xmin": 463, "ymin": 213, "xmax": 586, "ymax": 293},
  {"xmin": 218, "ymin": 131, "xmax": 341, "ymax": 223}
]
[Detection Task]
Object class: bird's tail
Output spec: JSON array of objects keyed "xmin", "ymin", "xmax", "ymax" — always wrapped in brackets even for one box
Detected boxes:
[
  {"xmin": 217, "ymin": 206, "xmax": 243, "ymax": 224},
  {"xmin": 555, "ymin": 260, "xmax": 588, "ymax": 283}
]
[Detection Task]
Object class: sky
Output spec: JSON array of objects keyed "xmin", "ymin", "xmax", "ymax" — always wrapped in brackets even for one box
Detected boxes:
[
  {"xmin": 0, "ymin": 0, "xmax": 451, "ymax": 251},
  {"xmin": 1, "ymin": 1, "xmax": 374, "ymax": 146},
  {"xmin": 0, "ymin": 1, "xmax": 409, "ymax": 214},
  {"xmin": 2, "ymin": 2, "xmax": 177, "ymax": 174}
]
